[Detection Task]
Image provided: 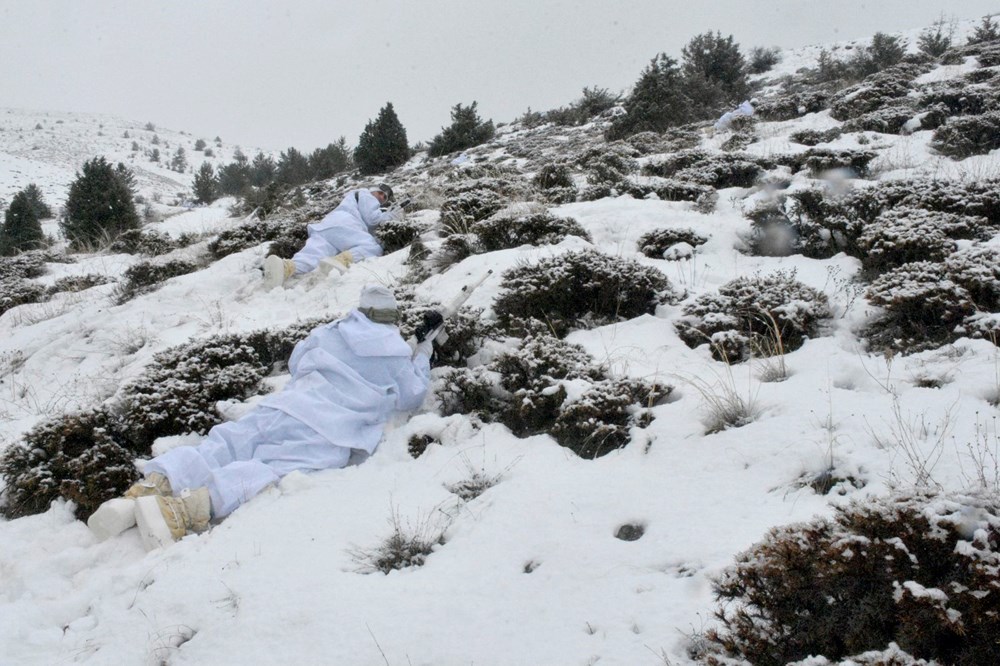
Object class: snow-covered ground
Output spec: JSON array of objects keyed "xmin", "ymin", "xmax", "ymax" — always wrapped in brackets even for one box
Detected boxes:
[{"xmin": 2, "ymin": 21, "xmax": 1000, "ymax": 666}]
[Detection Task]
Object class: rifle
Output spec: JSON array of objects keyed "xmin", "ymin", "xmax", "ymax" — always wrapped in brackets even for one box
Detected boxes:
[{"xmin": 414, "ymin": 270, "xmax": 494, "ymax": 345}]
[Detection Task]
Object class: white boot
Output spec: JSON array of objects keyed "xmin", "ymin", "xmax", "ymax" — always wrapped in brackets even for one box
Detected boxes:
[
  {"xmin": 88, "ymin": 497, "xmax": 139, "ymax": 541},
  {"xmin": 134, "ymin": 488, "xmax": 212, "ymax": 551},
  {"xmin": 262, "ymin": 255, "xmax": 296, "ymax": 289}
]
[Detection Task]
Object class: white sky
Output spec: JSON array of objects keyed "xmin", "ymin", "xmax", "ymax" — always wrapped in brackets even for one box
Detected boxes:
[{"xmin": 1, "ymin": 1, "xmax": 998, "ymax": 151}]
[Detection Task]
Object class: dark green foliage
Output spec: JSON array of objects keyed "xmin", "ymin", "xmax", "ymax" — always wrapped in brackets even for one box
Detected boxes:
[
  {"xmin": 0, "ymin": 250, "xmax": 48, "ymax": 280},
  {"xmin": 493, "ymin": 249, "xmax": 674, "ymax": 338},
  {"xmin": 207, "ymin": 218, "xmax": 284, "ymax": 259},
  {"xmin": 704, "ymin": 492, "xmax": 1000, "ymax": 666},
  {"xmin": 194, "ymin": 138, "xmax": 207, "ymax": 151},
  {"xmin": 2, "ymin": 188, "xmax": 45, "ymax": 255},
  {"xmin": 354, "ymin": 102, "xmax": 409, "ymax": 175},
  {"xmin": 918, "ymin": 82, "xmax": 992, "ymax": 117},
  {"xmin": 275, "ymin": 147, "xmax": 312, "ymax": 186},
  {"xmin": 753, "ymin": 90, "xmax": 831, "ymax": 121},
  {"xmin": 374, "ymin": 218, "xmax": 427, "ymax": 254},
  {"xmin": 542, "ymin": 86, "xmax": 621, "ymax": 126},
  {"xmin": 193, "ymin": 162, "xmax": 218, "ymax": 204},
  {"xmin": 967, "ymin": 15, "xmax": 1000, "ymax": 44},
  {"xmin": 249, "ymin": 152, "xmax": 277, "ymax": 187},
  {"xmin": 606, "ymin": 54, "xmax": 694, "ymax": 140},
  {"xmin": 789, "ymin": 127, "xmax": 844, "ymax": 146},
  {"xmin": 849, "ymin": 32, "xmax": 907, "ymax": 77},
  {"xmin": 930, "ymin": 112, "xmax": 1000, "ymax": 158},
  {"xmin": 637, "ymin": 227, "xmax": 708, "ymax": 258},
  {"xmin": 578, "ymin": 143, "xmax": 640, "ymax": 186},
  {"xmin": 439, "ymin": 336, "xmax": 669, "ymax": 457},
  {"xmin": 309, "ymin": 138, "xmax": 352, "ymax": 180},
  {"xmin": 829, "ymin": 68, "xmax": 914, "ymax": 121},
  {"xmin": 748, "ymin": 46, "xmax": 781, "ymax": 74},
  {"xmin": 114, "ymin": 259, "xmax": 198, "ymax": 304},
  {"xmin": 108, "ymin": 228, "xmax": 177, "ymax": 256},
  {"xmin": 643, "ymin": 150, "xmax": 766, "ymax": 188},
  {"xmin": 681, "ymin": 31, "xmax": 750, "ymax": 114},
  {"xmin": 428, "ymin": 102, "xmax": 495, "ymax": 157},
  {"xmin": 0, "ymin": 277, "xmax": 46, "ymax": 316},
  {"xmin": 0, "ymin": 410, "xmax": 139, "ymax": 520},
  {"xmin": 917, "ymin": 16, "xmax": 953, "ymax": 57},
  {"xmin": 778, "ymin": 148, "xmax": 877, "ymax": 178},
  {"xmin": 395, "ymin": 288, "xmax": 499, "ymax": 368},
  {"xmin": 439, "ymin": 188, "xmax": 507, "ymax": 235},
  {"xmin": 472, "ymin": 212, "xmax": 590, "ymax": 252},
  {"xmin": 675, "ymin": 271, "xmax": 830, "ymax": 362},
  {"xmin": 216, "ymin": 150, "xmax": 252, "ymax": 196},
  {"xmin": 266, "ymin": 222, "xmax": 309, "ymax": 259},
  {"xmin": 533, "ymin": 163, "xmax": 574, "ymax": 190},
  {"xmin": 856, "ymin": 209, "xmax": 991, "ymax": 275},
  {"xmin": 61, "ymin": 157, "xmax": 140, "ymax": 250},
  {"xmin": 170, "ymin": 147, "xmax": 187, "ymax": 173}
]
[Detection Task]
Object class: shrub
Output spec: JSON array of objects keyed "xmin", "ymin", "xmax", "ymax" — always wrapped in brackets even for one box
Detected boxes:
[
  {"xmin": 46, "ymin": 274, "xmax": 112, "ymax": 296},
  {"xmin": 848, "ymin": 32, "xmax": 908, "ymax": 78},
  {"xmin": 1, "ymin": 187, "xmax": 45, "ymax": 255},
  {"xmin": 439, "ymin": 189, "xmax": 507, "ymax": 235},
  {"xmin": 577, "ymin": 143, "xmax": 640, "ymax": 186},
  {"xmin": 680, "ymin": 31, "xmax": 750, "ymax": 115},
  {"xmin": 606, "ymin": 54, "xmax": 695, "ymax": 139},
  {"xmin": 354, "ymin": 102, "xmax": 409, "ymax": 175},
  {"xmin": 778, "ymin": 148, "xmax": 878, "ymax": 178},
  {"xmin": 439, "ymin": 335, "xmax": 669, "ymax": 457},
  {"xmin": 533, "ymin": 163, "xmax": 574, "ymax": 190},
  {"xmin": 61, "ymin": 157, "xmax": 140, "ymax": 250},
  {"xmin": 350, "ymin": 510, "xmax": 445, "ymax": 574},
  {"xmin": 865, "ymin": 261, "xmax": 974, "ymax": 352},
  {"xmin": 789, "ymin": 127, "xmax": 844, "ymax": 146},
  {"xmin": 374, "ymin": 218, "xmax": 428, "ymax": 254},
  {"xmin": 428, "ymin": 102, "xmax": 495, "ymax": 157},
  {"xmin": 493, "ymin": 249, "xmax": 675, "ymax": 337},
  {"xmin": 829, "ymin": 68, "xmax": 915, "ymax": 121},
  {"xmin": 0, "ymin": 409, "xmax": 139, "ymax": 520},
  {"xmin": 395, "ymin": 287, "xmax": 499, "ymax": 368},
  {"xmin": 472, "ymin": 212, "xmax": 590, "ymax": 252},
  {"xmin": 0, "ymin": 277, "xmax": 46, "ymax": 316},
  {"xmin": 929, "ymin": 112, "xmax": 1000, "ymax": 158},
  {"xmin": 842, "ymin": 103, "xmax": 925, "ymax": 134},
  {"xmin": 265, "ymin": 223, "xmax": 309, "ymax": 260},
  {"xmin": 704, "ymin": 491, "xmax": 1000, "ymax": 666},
  {"xmin": 675, "ymin": 271, "xmax": 831, "ymax": 362},
  {"xmin": 114, "ymin": 259, "xmax": 199, "ymax": 304},
  {"xmin": 754, "ymin": 90, "xmax": 831, "ymax": 121},
  {"xmin": 643, "ymin": 150, "xmax": 767, "ymax": 188},
  {"xmin": 0, "ymin": 251, "xmax": 48, "ymax": 280},
  {"xmin": 637, "ymin": 227, "xmax": 709, "ymax": 258},
  {"xmin": 748, "ymin": 46, "xmax": 781, "ymax": 74},
  {"xmin": 918, "ymin": 82, "xmax": 992, "ymax": 117},
  {"xmin": 207, "ymin": 218, "xmax": 284, "ymax": 259},
  {"xmin": 856, "ymin": 208, "xmax": 990, "ymax": 274},
  {"xmin": 107, "ymin": 229, "xmax": 178, "ymax": 256}
]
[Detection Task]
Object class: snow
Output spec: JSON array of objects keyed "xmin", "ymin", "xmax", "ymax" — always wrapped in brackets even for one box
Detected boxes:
[{"xmin": 3, "ymin": 20, "xmax": 1000, "ymax": 665}]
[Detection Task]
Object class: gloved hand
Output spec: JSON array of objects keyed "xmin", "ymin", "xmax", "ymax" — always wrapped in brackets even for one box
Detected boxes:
[
  {"xmin": 414, "ymin": 310, "xmax": 445, "ymax": 342},
  {"xmin": 412, "ymin": 337, "xmax": 435, "ymax": 359}
]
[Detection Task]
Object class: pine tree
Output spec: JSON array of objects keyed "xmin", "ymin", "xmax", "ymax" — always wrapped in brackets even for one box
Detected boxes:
[
  {"xmin": 250, "ymin": 152, "xmax": 277, "ymax": 187},
  {"xmin": 850, "ymin": 32, "xmax": 906, "ymax": 77},
  {"xmin": 1, "ymin": 188, "xmax": 45, "ymax": 255},
  {"xmin": 275, "ymin": 147, "xmax": 312, "ymax": 186},
  {"xmin": 681, "ymin": 32, "xmax": 749, "ymax": 115},
  {"xmin": 918, "ymin": 15, "xmax": 953, "ymax": 57},
  {"xmin": 309, "ymin": 138, "xmax": 352, "ymax": 180},
  {"xmin": 60, "ymin": 157, "xmax": 140, "ymax": 249},
  {"xmin": 606, "ymin": 54, "xmax": 694, "ymax": 140},
  {"xmin": 354, "ymin": 102, "xmax": 410, "ymax": 175},
  {"xmin": 427, "ymin": 102, "xmax": 495, "ymax": 157},
  {"xmin": 21, "ymin": 184, "xmax": 51, "ymax": 220},
  {"xmin": 969, "ymin": 15, "xmax": 1000, "ymax": 44},
  {"xmin": 193, "ymin": 162, "xmax": 218, "ymax": 204},
  {"xmin": 170, "ymin": 147, "xmax": 188, "ymax": 173}
]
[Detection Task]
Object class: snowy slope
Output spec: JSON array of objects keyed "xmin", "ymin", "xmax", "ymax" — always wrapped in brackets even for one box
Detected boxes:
[{"xmin": 2, "ymin": 22, "xmax": 1000, "ymax": 666}]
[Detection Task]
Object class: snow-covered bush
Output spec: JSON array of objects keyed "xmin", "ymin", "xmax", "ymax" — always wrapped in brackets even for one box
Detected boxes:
[
  {"xmin": 113, "ymin": 259, "xmax": 198, "ymax": 304},
  {"xmin": 107, "ymin": 228, "xmax": 177, "ymax": 256},
  {"xmin": 865, "ymin": 261, "xmax": 975, "ymax": 352},
  {"xmin": 929, "ymin": 111, "xmax": 1000, "ymax": 158},
  {"xmin": 265, "ymin": 222, "xmax": 309, "ymax": 259},
  {"xmin": 208, "ymin": 218, "xmax": 284, "ymax": 259},
  {"xmin": 637, "ymin": 227, "xmax": 708, "ymax": 258},
  {"xmin": 675, "ymin": 271, "xmax": 831, "ymax": 362},
  {"xmin": 778, "ymin": 148, "xmax": 878, "ymax": 178},
  {"xmin": 374, "ymin": 218, "xmax": 428, "ymax": 254},
  {"xmin": 350, "ymin": 510, "xmax": 445, "ymax": 574},
  {"xmin": 789, "ymin": 127, "xmax": 844, "ymax": 146},
  {"xmin": 396, "ymin": 288, "xmax": 499, "ymax": 368},
  {"xmin": 856, "ymin": 208, "xmax": 990, "ymax": 274},
  {"xmin": 472, "ymin": 212, "xmax": 590, "ymax": 252},
  {"xmin": 46, "ymin": 274, "xmax": 112, "ymax": 296},
  {"xmin": 577, "ymin": 143, "xmax": 640, "ymax": 186},
  {"xmin": 0, "ymin": 250, "xmax": 48, "ymax": 280},
  {"xmin": 116, "ymin": 321, "xmax": 323, "ymax": 450},
  {"xmin": 439, "ymin": 336, "xmax": 669, "ymax": 457},
  {"xmin": 493, "ymin": 249, "xmax": 675, "ymax": 337},
  {"xmin": 0, "ymin": 409, "xmax": 139, "ymax": 520},
  {"xmin": 439, "ymin": 188, "xmax": 507, "ymax": 235},
  {"xmin": 0, "ymin": 277, "xmax": 46, "ymax": 316},
  {"xmin": 917, "ymin": 82, "xmax": 993, "ymax": 117},
  {"xmin": 643, "ymin": 150, "xmax": 767, "ymax": 189},
  {"xmin": 532, "ymin": 162, "xmax": 574, "ymax": 190},
  {"xmin": 828, "ymin": 65, "xmax": 923, "ymax": 120},
  {"xmin": 753, "ymin": 90, "xmax": 831, "ymax": 121},
  {"xmin": 703, "ymin": 491, "xmax": 1000, "ymax": 666},
  {"xmin": 842, "ymin": 102, "xmax": 931, "ymax": 134}
]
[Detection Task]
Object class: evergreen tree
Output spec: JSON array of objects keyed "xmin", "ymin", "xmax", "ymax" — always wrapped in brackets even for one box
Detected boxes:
[
  {"xmin": 60, "ymin": 157, "xmax": 140, "ymax": 249},
  {"xmin": 918, "ymin": 15, "xmax": 954, "ymax": 57},
  {"xmin": 354, "ymin": 102, "xmax": 409, "ymax": 175},
  {"xmin": 1, "ymin": 188, "xmax": 45, "ymax": 255},
  {"xmin": 194, "ymin": 138, "xmax": 207, "ymax": 151},
  {"xmin": 850, "ymin": 32, "xmax": 906, "ymax": 77},
  {"xmin": 275, "ymin": 147, "xmax": 312, "ymax": 186},
  {"xmin": 681, "ymin": 31, "xmax": 749, "ymax": 114},
  {"xmin": 606, "ymin": 54, "xmax": 693, "ymax": 140},
  {"xmin": 309, "ymin": 138, "xmax": 352, "ymax": 180},
  {"xmin": 427, "ymin": 101, "xmax": 495, "ymax": 157},
  {"xmin": 968, "ymin": 15, "xmax": 1000, "ymax": 44},
  {"xmin": 193, "ymin": 162, "xmax": 218, "ymax": 204},
  {"xmin": 216, "ymin": 161, "xmax": 251, "ymax": 196},
  {"xmin": 250, "ymin": 152, "xmax": 277, "ymax": 187},
  {"xmin": 170, "ymin": 147, "xmax": 188, "ymax": 173},
  {"xmin": 22, "ymin": 184, "xmax": 52, "ymax": 220},
  {"xmin": 149, "ymin": 148, "xmax": 160, "ymax": 163}
]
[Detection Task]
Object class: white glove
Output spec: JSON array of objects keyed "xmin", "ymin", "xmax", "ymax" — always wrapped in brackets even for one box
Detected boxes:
[{"xmin": 413, "ymin": 337, "xmax": 434, "ymax": 359}]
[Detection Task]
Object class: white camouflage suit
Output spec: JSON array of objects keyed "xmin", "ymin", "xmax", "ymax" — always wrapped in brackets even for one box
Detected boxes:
[
  {"xmin": 144, "ymin": 310, "xmax": 431, "ymax": 517},
  {"xmin": 291, "ymin": 189, "xmax": 396, "ymax": 275}
]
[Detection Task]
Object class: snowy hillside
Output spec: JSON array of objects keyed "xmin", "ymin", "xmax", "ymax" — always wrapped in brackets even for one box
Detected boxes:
[
  {"xmin": 2, "ymin": 19, "xmax": 1000, "ymax": 666},
  {"xmin": 0, "ymin": 107, "xmax": 266, "ymax": 210}
]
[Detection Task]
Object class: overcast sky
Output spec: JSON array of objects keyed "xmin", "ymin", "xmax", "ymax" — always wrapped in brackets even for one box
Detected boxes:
[{"xmin": 1, "ymin": 1, "xmax": 998, "ymax": 152}]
